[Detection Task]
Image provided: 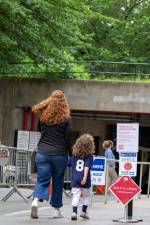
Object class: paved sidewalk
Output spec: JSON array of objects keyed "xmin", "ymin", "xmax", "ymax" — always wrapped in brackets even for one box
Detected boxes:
[{"xmin": 0, "ymin": 188, "xmax": 149, "ymax": 225}]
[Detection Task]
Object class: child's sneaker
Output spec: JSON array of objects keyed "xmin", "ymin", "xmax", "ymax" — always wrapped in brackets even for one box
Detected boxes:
[
  {"xmin": 80, "ymin": 211, "xmax": 89, "ymax": 219},
  {"xmin": 71, "ymin": 212, "xmax": 77, "ymax": 220},
  {"xmin": 53, "ymin": 208, "xmax": 64, "ymax": 218}
]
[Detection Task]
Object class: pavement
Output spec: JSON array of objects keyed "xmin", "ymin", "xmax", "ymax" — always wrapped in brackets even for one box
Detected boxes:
[{"xmin": 0, "ymin": 188, "xmax": 150, "ymax": 225}]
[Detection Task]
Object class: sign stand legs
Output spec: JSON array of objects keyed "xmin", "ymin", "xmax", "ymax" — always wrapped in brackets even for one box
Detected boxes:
[{"xmin": 113, "ymin": 201, "xmax": 143, "ymax": 223}]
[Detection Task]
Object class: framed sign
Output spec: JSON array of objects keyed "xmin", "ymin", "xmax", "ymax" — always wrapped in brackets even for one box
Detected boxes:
[
  {"xmin": 117, "ymin": 123, "xmax": 139, "ymax": 152},
  {"xmin": 119, "ymin": 152, "xmax": 137, "ymax": 177},
  {"xmin": 17, "ymin": 130, "xmax": 29, "ymax": 150},
  {"xmin": 29, "ymin": 131, "xmax": 41, "ymax": 151},
  {"xmin": 17, "ymin": 130, "xmax": 41, "ymax": 151}
]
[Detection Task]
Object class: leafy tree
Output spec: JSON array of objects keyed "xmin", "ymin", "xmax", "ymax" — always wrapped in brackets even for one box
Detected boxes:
[{"xmin": 0, "ymin": 0, "xmax": 149, "ymax": 79}]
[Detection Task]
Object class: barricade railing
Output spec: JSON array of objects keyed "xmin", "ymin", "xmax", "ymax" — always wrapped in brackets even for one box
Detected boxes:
[
  {"xmin": 0, "ymin": 145, "xmax": 72, "ymax": 201},
  {"xmin": 0, "ymin": 145, "xmax": 33, "ymax": 202},
  {"xmin": 1, "ymin": 145, "xmax": 150, "ymax": 203}
]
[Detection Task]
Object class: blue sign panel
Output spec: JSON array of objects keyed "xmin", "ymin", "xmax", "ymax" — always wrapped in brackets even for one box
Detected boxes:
[
  {"xmin": 91, "ymin": 158, "xmax": 105, "ymax": 171},
  {"xmin": 91, "ymin": 157, "xmax": 106, "ymax": 185}
]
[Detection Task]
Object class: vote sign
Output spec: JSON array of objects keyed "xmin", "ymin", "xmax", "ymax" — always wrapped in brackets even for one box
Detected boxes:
[
  {"xmin": 109, "ymin": 176, "xmax": 141, "ymax": 205},
  {"xmin": 91, "ymin": 157, "xmax": 106, "ymax": 185}
]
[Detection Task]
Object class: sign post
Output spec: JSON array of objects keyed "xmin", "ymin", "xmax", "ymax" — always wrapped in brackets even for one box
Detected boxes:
[
  {"xmin": 115, "ymin": 123, "xmax": 143, "ymax": 223},
  {"xmin": 109, "ymin": 176, "xmax": 142, "ymax": 223}
]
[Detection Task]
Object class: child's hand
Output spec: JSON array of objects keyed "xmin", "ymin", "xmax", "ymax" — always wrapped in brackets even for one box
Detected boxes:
[{"xmin": 81, "ymin": 177, "xmax": 87, "ymax": 185}]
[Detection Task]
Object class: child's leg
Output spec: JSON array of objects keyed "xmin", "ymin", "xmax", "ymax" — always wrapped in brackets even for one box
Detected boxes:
[
  {"xmin": 80, "ymin": 188, "xmax": 90, "ymax": 219},
  {"xmin": 81, "ymin": 188, "xmax": 90, "ymax": 210},
  {"xmin": 72, "ymin": 188, "xmax": 81, "ymax": 212},
  {"xmin": 71, "ymin": 188, "xmax": 81, "ymax": 220}
]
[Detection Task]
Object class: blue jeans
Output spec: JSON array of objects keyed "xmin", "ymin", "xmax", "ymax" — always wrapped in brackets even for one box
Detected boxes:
[{"xmin": 33, "ymin": 153, "xmax": 67, "ymax": 208}]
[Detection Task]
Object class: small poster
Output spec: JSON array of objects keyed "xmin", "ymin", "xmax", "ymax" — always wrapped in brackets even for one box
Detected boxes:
[
  {"xmin": 0, "ymin": 145, "xmax": 9, "ymax": 166},
  {"xmin": 119, "ymin": 152, "xmax": 137, "ymax": 177},
  {"xmin": 91, "ymin": 157, "xmax": 106, "ymax": 185},
  {"xmin": 117, "ymin": 123, "xmax": 139, "ymax": 152},
  {"xmin": 29, "ymin": 131, "xmax": 41, "ymax": 151},
  {"xmin": 17, "ymin": 130, "xmax": 29, "ymax": 150}
]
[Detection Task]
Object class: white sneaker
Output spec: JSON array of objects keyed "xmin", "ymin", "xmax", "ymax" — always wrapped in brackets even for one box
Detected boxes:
[
  {"xmin": 31, "ymin": 198, "xmax": 38, "ymax": 219},
  {"xmin": 53, "ymin": 208, "xmax": 64, "ymax": 218}
]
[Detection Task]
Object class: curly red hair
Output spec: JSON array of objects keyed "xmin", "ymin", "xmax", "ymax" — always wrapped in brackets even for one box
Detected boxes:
[
  {"xmin": 32, "ymin": 90, "xmax": 70, "ymax": 125},
  {"xmin": 73, "ymin": 134, "xmax": 95, "ymax": 159}
]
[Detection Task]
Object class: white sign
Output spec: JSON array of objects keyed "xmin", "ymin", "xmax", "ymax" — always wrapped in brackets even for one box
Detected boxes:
[
  {"xmin": 91, "ymin": 157, "xmax": 106, "ymax": 185},
  {"xmin": 117, "ymin": 123, "xmax": 139, "ymax": 152},
  {"xmin": 0, "ymin": 145, "xmax": 9, "ymax": 166},
  {"xmin": 17, "ymin": 130, "xmax": 29, "ymax": 150},
  {"xmin": 119, "ymin": 152, "xmax": 137, "ymax": 177},
  {"xmin": 29, "ymin": 131, "xmax": 41, "ymax": 151}
]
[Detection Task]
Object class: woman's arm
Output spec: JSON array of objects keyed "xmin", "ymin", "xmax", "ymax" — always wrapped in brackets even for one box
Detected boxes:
[{"xmin": 65, "ymin": 119, "xmax": 73, "ymax": 156}]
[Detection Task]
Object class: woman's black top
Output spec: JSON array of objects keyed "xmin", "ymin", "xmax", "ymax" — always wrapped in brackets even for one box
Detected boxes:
[{"xmin": 37, "ymin": 119, "xmax": 73, "ymax": 156}]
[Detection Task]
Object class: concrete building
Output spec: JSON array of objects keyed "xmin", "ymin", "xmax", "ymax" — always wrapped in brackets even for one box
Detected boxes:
[{"xmin": 0, "ymin": 77, "xmax": 150, "ymax": 190}]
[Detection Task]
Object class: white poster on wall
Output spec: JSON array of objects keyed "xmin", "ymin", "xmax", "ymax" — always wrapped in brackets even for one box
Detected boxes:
[
  {"xmin": 117, "ymin": 123, "xmax": 139, "ymax": 152},
  {"xmin": 29, "ymin": 131, "xmax": 41, "ymax": 151},
  {"xmin": 119, "ymin": 152, "xmax": 137, "ymax": 177},
  {"xmin": 17, "ymin": 130, "xmax": 29, "ymax": 150}
]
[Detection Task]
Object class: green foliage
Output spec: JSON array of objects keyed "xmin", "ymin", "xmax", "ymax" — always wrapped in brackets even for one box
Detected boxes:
[{"xmin": 0, "ymin": 0, "xmax": 149, "ymax": 79}]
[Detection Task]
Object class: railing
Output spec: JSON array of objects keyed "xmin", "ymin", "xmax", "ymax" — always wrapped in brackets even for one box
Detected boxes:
[
  {"xmin": 0, "ymin": 145, "xmax": 150, "ymax": 203},
  {"xmin": 0, "ymin": 61, "xmax": 149, "ymax": 78},
  {"xmin": 0, "ymin": 145, "xmax": 72, "ymax": 201}
]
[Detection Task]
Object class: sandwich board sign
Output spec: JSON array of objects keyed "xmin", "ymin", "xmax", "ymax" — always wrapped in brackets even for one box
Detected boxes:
[{"xmin": 91, "ymin": 157, "xmax": 106, "ymax": 185}]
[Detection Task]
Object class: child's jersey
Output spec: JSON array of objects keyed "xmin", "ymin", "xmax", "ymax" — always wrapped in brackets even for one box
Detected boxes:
[{"xmin": 68, "ymin": 155, "xmax": 93, "ymax": 188}]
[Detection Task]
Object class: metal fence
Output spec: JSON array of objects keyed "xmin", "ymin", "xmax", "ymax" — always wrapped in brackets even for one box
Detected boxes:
[
  {"xmin": 0, "ymin": 145, "xmax": 150, "ymax": 203},
  {"xmin": 0, "ymin": 61, "xmax": 149, "ymax": 78}
]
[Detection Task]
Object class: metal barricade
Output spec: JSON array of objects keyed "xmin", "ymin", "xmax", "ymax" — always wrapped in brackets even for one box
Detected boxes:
[
  {"xmin": 0, "ymin": 145, "xmax": 32, "ymax": 202},
  {"xmin": 0, "ymin": 145, "xmax": 17, "ymax": 187},
  {"xmin": 0, "ymin": 145, "xmax": 72, "ymax": 201},
  {"xmin": 1, "ymin": 145, "xmax": 150, "ymax": 204}
]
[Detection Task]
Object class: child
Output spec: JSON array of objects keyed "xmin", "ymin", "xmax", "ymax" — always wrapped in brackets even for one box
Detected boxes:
[{"xmin": 68, "ymin": 134, "xmax": 95, "ymax": 220}]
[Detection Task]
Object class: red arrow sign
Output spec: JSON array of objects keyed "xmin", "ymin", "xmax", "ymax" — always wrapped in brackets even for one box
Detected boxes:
[{"xmin": 109, "ymin": 176, "xmax": 141, "ymax": 205}]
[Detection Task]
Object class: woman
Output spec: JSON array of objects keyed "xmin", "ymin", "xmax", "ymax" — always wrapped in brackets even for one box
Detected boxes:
[
  {"xmin": 103, "ymin": 140, "xmax": 118, "ymax": 187},
  {"xmin": 31, "ymin": 90, "xmax": 73, "ymax": 219}
]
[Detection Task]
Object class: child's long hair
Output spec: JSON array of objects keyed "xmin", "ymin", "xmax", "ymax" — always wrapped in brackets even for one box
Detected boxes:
[
  {"xmin": 72, "ymin": 134, "xmax": 95, "ymax": 159},
  {"xmin": 102, "ymin": 140, "xmax": 113, "ymax": 149},
  {"xmin": 32, "ymin": 90, "xmax": 70, "ymax": 125}
]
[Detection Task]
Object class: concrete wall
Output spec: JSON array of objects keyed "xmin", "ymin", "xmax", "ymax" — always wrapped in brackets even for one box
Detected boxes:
[
  {"xmin": 73, "ymin": 118, "xmax": 107, "ymax": 154},
  {"xmin": 1, "ymin": 77, "xmax": 150, "ymax": 145}
]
